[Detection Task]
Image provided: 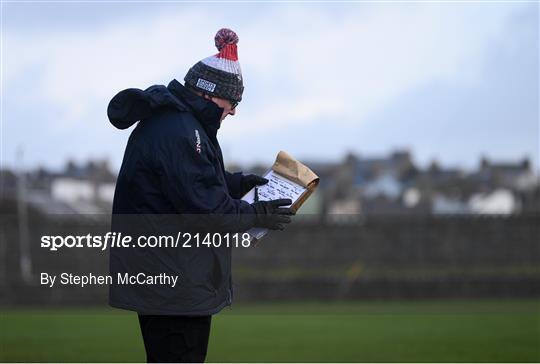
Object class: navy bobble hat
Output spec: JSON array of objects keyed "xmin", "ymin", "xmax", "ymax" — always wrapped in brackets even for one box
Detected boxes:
[{"xmin": 184, "ymin": 28, "xmax": 244, "ymax": 103}]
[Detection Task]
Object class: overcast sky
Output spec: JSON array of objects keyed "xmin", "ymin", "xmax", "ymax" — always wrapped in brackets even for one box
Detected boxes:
[{"xmin": 2, "ymin": 2, "xmax": 538, "ymax": 172}]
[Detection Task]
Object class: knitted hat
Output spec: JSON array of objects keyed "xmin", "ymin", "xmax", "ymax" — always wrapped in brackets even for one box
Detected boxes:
[{"xmin": 184, "ymin": 28, "xmax": 244, "ymax": 103}]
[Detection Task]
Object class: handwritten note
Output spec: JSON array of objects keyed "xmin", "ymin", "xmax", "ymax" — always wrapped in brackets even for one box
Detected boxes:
[
  {"xmin": 243, "ymin": 170, "xmax": 306, "ymax": 203},
  {"xmin": 242, "ymin": 170, "xmax": 306, "ymax": 241}
]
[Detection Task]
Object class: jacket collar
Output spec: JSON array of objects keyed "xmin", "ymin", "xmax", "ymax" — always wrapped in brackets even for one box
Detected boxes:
[{"xmin": 167, "ymin": 79, "xmax": 222, "ymax": 139}]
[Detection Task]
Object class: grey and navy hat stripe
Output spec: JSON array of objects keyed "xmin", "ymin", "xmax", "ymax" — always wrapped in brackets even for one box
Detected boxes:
[{"xmin": 185, "ymin": 61, "xmax": 244, "ymax": 102}]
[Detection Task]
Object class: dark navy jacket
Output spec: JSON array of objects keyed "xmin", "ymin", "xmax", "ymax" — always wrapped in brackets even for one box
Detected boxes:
[{"xmin": 107, "ymin": 79, "xmax": 255, "ymax": 315}]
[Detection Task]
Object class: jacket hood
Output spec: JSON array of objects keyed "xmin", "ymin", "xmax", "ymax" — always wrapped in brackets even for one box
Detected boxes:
[{"xmin": 107, "ymin": 79, "xmax": 223, "ymax": 134}]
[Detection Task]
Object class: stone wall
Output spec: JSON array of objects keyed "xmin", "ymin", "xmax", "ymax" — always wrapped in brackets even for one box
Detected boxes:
[{"xmin": 0, "ymin": 213, "xmax": 538, "ymax": 304}]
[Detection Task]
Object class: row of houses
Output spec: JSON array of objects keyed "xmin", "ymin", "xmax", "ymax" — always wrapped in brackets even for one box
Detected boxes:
[
  {"xmin": 1, "ymin": 151, "xmax": 538, "ymax": 216},
  {"xmin": 307, "ymin": 152, "xmax": 537, "ymax": 216},
  {"xmin": 0, "ymin": 160, "xmax": 116, "ymax": 214}
]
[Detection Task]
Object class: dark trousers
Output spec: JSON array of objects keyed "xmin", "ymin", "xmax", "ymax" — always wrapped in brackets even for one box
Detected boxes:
[{"xmin": 137, "ymin": 314, "xmax": 212, "ymax": 363}]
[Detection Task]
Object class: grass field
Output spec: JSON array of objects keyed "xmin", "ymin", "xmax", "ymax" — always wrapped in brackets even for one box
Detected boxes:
[{"xmin": 1, "ymin": 300, "xmax": 539, "ymax": 362}]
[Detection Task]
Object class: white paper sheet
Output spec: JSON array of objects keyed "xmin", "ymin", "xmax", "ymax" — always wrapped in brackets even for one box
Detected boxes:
[{"xmin": 242, "ymin": 170, "xmax": 306, "ymax": 241}]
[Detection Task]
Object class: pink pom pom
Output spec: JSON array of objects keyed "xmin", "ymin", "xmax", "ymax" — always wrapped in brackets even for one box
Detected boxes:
[{"xmin": 214, "ymin": 28, "xmax": 239, "ymax": 51}]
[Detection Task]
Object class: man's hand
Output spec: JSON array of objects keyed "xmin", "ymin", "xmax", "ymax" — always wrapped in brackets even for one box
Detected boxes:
[
  {"xmin": 251, "ymin": 199, "xmax": 295, "ymax": 230},
  {"xmin": 240, "ymin": 174, "xmax": 268, "ymax": 196}
]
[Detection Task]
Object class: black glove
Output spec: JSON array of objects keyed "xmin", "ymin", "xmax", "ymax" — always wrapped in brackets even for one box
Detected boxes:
[
  {"xmin": 251, "ymin": 199, "xmax": 295, "ymax": 230},
  {"xmin": 240, "ymin": 174, "xmax": 269, "ymax": 196}
]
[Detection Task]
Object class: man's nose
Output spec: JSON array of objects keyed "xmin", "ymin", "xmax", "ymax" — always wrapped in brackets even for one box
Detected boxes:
[{"xmin": 229, "ymin": 108, "xmax": 236, "ymax": 116}]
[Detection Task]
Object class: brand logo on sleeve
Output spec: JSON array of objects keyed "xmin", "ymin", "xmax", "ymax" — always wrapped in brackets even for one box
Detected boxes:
[
  {"xmin": 196, "ymin": 78, "xmax": 216, "ymax": 92},
  {"xmin": 194, "ymin": 130, "xmax": 202, "ymax": 154}
]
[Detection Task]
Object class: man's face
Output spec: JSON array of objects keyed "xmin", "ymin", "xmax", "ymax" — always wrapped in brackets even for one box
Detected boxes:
[{"xmin": 204, "ymin": 95, "xmax": 237, "ymax": 122}]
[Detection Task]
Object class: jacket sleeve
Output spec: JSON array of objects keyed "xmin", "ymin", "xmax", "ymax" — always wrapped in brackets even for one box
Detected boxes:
[
  {"xmin": 157, "ymin": 135, "xmax": 256, "ymax": 232},
  {"xmin": 224, "ymin": 171, "xmax": 244, "ymax": 199}
]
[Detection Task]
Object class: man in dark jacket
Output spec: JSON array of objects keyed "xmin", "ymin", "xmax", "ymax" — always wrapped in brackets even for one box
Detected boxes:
[{"xmin": 107, "ymin": 28, "xmax": 293, "ymax": 362}]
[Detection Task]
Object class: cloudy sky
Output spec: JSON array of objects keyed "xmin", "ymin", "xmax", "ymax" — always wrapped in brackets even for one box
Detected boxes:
[{"xmin": 2, "ymin": 2, "xmax": 538, "ymax": 172}]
